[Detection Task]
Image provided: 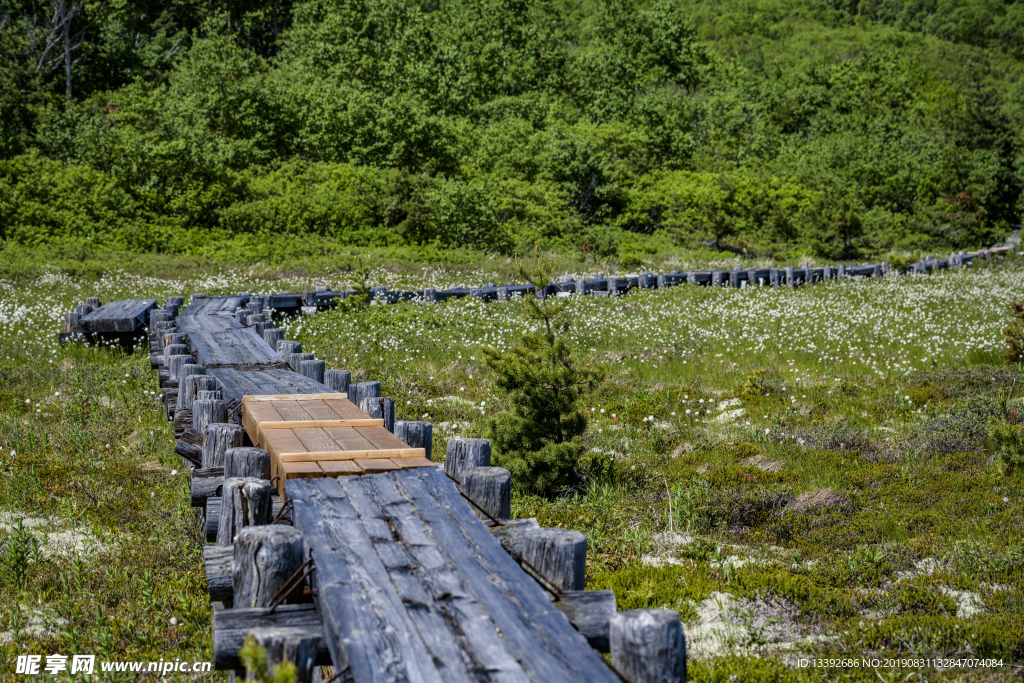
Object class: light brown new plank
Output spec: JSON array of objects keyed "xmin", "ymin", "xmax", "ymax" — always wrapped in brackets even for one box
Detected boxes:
[
  {"xmin": 243, "ymin": 394, "xmax": 346, "ymax": 401},
  {"xmin": 391, "ymin": 456, "xmax": 434, "ymax": 469},
  {"xmin": 262, "ymin": 429, "xmax": 309, "ymax": 457},
  {"xmin": 277, "ymin": 461, "xmax": 323, "ymax": 496},
  {"xmin": 323, "ymin": 398, "xmax": 369, "ymax": 420},
  {"xmin": 241, "ymin": 402, "xmax": 284, "ymax": 443},
  {"xmin": 356, "ymin": 426, "xmax": 414, "ymax": 451},
  {"xmin": 300, "ymin": 400, "xmax": 343, "ymax": 421},
  {"xmin": 318, "ymin": 461, "xmax": 362, "ymax": 476},
  {"xmin": 260, "ymin": 419, "xmax": 383, "ymax": 429},
  {"xmin": 355, "ymin": 459, "xmax": 398, "ymax": 473},
  {"xmin": 322, "ymin": 426, "xmax": 375, "ymax": 452},
  {"xmin": 277, "ymin": 449, "xmax": 423, "ymax": 463},
  {"xmin": 273, "ymin": 401, "xmax": 314, "ymax": 422},
  {"xmin": 292, "ymin": 427, "xmax": 341, "ymax": 454}
]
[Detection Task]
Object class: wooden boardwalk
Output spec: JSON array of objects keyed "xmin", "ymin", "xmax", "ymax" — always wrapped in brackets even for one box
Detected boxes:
[{"xmin": 123, "ymin": 294, "xmax": 638, "ymax": 682}]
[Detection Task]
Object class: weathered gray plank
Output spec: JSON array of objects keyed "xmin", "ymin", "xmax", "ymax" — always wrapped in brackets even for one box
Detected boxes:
[
  {"xmin": 288, "ymin": 477, "xmax": 446, "ymax": 683},
  {"xmin": 402, "ymin": 469, "xmax": 618, "ymax": 682},
  {"xmin": 78, "ymin": 299, "xmax": 158, "ymax": 333},
  {"xmin": 339, "ymin": 474, "xmax": 516, "ymax": 683}
]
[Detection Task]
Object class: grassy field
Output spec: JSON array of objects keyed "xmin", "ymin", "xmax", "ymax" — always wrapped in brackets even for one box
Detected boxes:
[{"xmin": 0, "ymin": 256, "xmax": 1022, "ymax": 681}]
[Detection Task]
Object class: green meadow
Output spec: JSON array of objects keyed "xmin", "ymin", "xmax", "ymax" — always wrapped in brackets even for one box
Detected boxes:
[{"xmin": 0, "ymin": 254, "xmax": 1021, "ymax": 681}]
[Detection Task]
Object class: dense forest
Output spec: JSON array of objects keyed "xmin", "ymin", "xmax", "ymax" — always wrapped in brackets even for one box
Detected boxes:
[{"xmin": 1, "ymin": 0, "xmax": 1023, "ymax": 263}]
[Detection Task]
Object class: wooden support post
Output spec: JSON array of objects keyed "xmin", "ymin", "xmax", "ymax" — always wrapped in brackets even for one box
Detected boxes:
[
  {"xmin": 64, "ymin": 311, "xmax": 80, "ymax": 333},
  {"xmin": 163, "ymin": 342, "xmax": 190, "ymax": 366},
  {"xmin": 213, "ymin": 605, "xmax": 330, "ymax": 672},
  {"xmin": 167, "ymin": 296, "xmax": 185, "ymax": 307},
  {"xmin": 289, "ymin": 352, "xmax": 315, "ymax": 373},
  {"xmin": 232, "ymin": 525, "xmax": 305, "ymax": 607},
  {"xmin": 516, "ymin": 526, "xmax": 587, "ymax": 591},
  {"xmin": 249, "ymin": 628, "xmax": 319, "ymax": 683},
  {"xmin": 167, "ymin": 355, "xmax": 195, "ymax": 382},
  {"xmin": 444, "ymin": 437, "xmax": 491, "ymax": 479},
  {"xmin": 394, "ymin": 421, "xmax": 432, "ymax": 461},
  {"xmin": 196, "ymin": 389, "xmax": 224, "ymax": 401},
  {"xmin": 610, "ymin": 610, "xmax": 686, "ymax": 683},
  {"xmin": 277, "ymin": 340, "xmax": 301, "ymax": 357},
  {"xmin": 191, "ymin": 467, "xmax": 225, "ymax": 507},
  {"xmin": 207, "ymin": 497, "xmax": 285, "ymax": 544},
  {"xmin": 263, "ymin": 328, "xmax": 285, "ymax": 349},
  {"xmin": 299, "ymin": 359, "xmax": 326, "ymax": 384},
  {"xmin": 359, "ymin": 397, "xmax": 395, "ymax": 432},
  {"xmin": 163, "ymin": 333, "xmax": 187, "ymax": 348},
  {"xmin": 348, "ymin": 380, "xmax": 381, "ymax": 407},
  {"xmin": 224, "ymin": 447, "xmax": 271, "ymax": 480},
  {"xmin": 85, "ymin": 296, "xmax": 102, "ymax": 309},
  {"xmin": 175, "ymin": 437, "xmax": 203, "ymax": 467},
  {"xmin": 458, "ymin": 467, "xmax": 511, "ymax": 519},
  {"xmin": 556, "ymin": 590, "xmax": 617, "ymax": 653},
  {"xmin": 149, "ymin": 309, "xmax": 170, "ymax": 329},
  {"xmin": 203, "ymin": 424, "xmax": 247, "ymax": 468},
  {"xmin": 217, "ymin": 478, "xmax": 275, "ymax": 546},
  {"xmin": 164, "ymin": 303, "xmax": 180, "ymax": 317},
  {"xmin": 323, "ymin": 370, "xmax": 351, "ymax": 394},
  {"xmin": 175, "ymin": 365, "xmax": 208, "ymax": 411},
  {"xmin": 206, "ymin": 497, "xmax": 221, "ymax": 542},
  {"xmin": 194, "ymin": 399, "xmax": 228, "ymax": 435}
]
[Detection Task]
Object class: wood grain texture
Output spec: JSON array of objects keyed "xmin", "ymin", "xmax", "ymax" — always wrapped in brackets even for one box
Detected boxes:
[
  {"xmin": 233, "ymin": 525, "xmax": 305, "ymax": 608},
  {"xmin": 213, "ymin": 604, "xmax": 331, "ymax": 671},
  {"xmin": 203, "ymin": 545, "xmax": 233, "ymax": 602},
  {"xmin": 359, "ymin": 397, "xmax": 395, "ymax": 433},
  {"xmin": 78, "ymin": 299, "xmax": 157, "ymax": 333},
  {"xmin": 610, "ymin": 610, "xmax": 686, "ymax": 683},
  {"xmin": 217, "ymin": 477, "xmax": 274, "ymax": 546},
  {"xmin": 202, "ymin": 423, "xmax": 246, "ymax": 468},
  {"xmin": 401, "ymin": 468, "xmax": 618, "ymax": 682},
  {"xmin": 394, "ymin": 421, "xmax": 432, "ymax": 461},
  {"xmin": 556, "ymin": 591, "xmax": 616, "ymax": 653},
  {"xmin": 444, "ymin": 438, "xmax": 491, "ymax": 480},
  {"xmin": 191, "ymin": 466, "xmax": 225, "ymax": 507},
  {"xmin": 223, "ymin": 447, "xmax": 271, "ymax": 480},
  {"xmin": 458, "ymin": 467, "xmax": 511, "ymax": 520},
  {"xmin": 287, "ymin": 477, "xmax": 446, "ymax": 683}
]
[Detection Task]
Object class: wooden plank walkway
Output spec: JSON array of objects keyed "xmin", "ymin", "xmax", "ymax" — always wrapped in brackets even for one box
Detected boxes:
[
  {"xmin": 289, "ymin": 471, "xmax": 619, "ymax": 683},
  {"xmin": 151, "ymin": 294, "xmax": 621, "ymax": 681},
  {"xmin": 78, "ymin": 299, "xmax": 157, "ymax": 333}
]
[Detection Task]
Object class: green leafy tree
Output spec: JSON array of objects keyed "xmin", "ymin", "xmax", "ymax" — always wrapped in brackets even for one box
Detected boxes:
[{"xmin": 483, "ymin": 257, "xmax": 601, "ymax": 494}]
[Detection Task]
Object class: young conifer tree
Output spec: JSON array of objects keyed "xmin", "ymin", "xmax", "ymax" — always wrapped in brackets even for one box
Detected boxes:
[{"xmin": 483, "ymin": 259, "xmax": 601, "ymax": 494}]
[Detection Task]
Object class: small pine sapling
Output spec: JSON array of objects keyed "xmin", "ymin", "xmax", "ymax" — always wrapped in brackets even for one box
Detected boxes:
[
  {"xmin": 483, "ymin": 259, "xmax": 602, "ymax": 494},
  {"xmin": 990, "ymin": 383, "xmax": 1024, "ymax": 477},
  {"xmin": 239, "ymin": 634, "xmax": 299, "ymax": 683},
  {"xmin": 337, "ymin": 268, "xmax": 373, "ymax": 314},
  {"xmin": 1004, "ymin": 301, "xmax": 1024, "ymax": 365}
]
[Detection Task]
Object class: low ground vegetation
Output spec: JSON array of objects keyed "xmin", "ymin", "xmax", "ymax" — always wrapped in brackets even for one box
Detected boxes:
[{"xmin": 0, "ymin": 256, "xmax": 1022, "ymax": 680}]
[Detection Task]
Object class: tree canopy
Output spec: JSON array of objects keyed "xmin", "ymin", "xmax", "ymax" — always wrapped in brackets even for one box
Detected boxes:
[{"xmin": 1, "ymin": 0, "xmax": 1022, "ymax": 259}]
